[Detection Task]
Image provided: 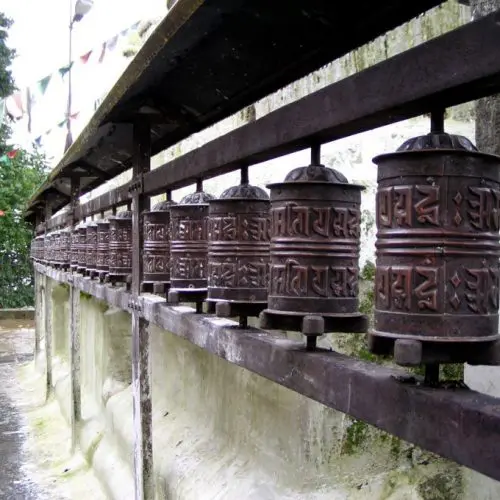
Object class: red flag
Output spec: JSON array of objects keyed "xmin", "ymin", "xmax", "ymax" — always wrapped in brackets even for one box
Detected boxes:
[
  {"xmin": 7, "ymin": 150, "xmax": 18, "ymax": 159},
  {"xmin": 80, "ymin": 50, "xmax": 92, "ymax": 64}
]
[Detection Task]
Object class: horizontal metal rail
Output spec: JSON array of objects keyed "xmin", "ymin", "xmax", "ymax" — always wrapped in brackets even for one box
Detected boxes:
[
  {"xmin": 37, "ymin": 8, "xmax": 500, "ymax": 227},
  {"xmin": 37, "ymin": 262, "xmax": 500, "ymax": 483}
]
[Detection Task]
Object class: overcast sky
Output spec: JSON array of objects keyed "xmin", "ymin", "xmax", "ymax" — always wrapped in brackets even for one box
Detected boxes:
[{"xmin": 2, "ymin": 0, "xmax": 165, "ymax": 161}]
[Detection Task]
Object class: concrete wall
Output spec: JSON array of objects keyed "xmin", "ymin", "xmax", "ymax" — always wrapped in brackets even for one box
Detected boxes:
[{"xmin": 32, "ymin": 275, "xmax": 499, "ymax": 500}]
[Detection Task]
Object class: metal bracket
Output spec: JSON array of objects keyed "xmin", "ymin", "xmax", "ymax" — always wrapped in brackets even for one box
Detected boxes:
[
  {"xmin": 127, "ymin": 296, "xmax": 143, "ymax": 313},
  {"xmin": 128, "ymin": 174, "xmax": 143, "ymax": 195}
]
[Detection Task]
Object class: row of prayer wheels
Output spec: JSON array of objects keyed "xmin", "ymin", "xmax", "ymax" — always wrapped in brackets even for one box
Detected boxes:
[{"xmin": 31, "ymin": 114, "xmax": 500, "ymax": 372}]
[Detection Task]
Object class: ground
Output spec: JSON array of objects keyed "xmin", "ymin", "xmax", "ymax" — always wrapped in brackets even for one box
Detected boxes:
[{"xmin": 0, "ymin": 319, "xmax": 106, "ymax": 499}]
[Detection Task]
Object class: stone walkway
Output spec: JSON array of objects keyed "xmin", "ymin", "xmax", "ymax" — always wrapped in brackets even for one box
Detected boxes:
[
  {"xmin": 0, "ymin": 319, "xmax": 46, "ymax": 499},
  {"xmin": 0, "ymin": 319, "xmax": 106, "ymax": 500}
]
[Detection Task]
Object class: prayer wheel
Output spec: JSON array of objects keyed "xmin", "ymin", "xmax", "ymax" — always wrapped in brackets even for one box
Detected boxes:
[
  {"xmin": 77, "ymin": 223, "xmax": 87, "ymax": 273},
  {"xmin": 142, "ymin": 200, "xmax": 176, "ymax": 293},
  {"xmin": 369, "ymin": 119, "xmax": 500, "ymax": 367},
  {"xmin": 96, "ymin": 219, "xmax": 110, "ymax": 279},
  {"xmin": 70, "ymin": 224, "xmax": 80, "ymax": 271},
  {"xmin": 168, "ymin": 189, "xmax": 214, "ymax": 310},
  {"xmin": 108, "ymin": 210, "xmax": 132, "ymax": 284},
  {"xmin": 50, "ymin": 231, "xmax": 60, "ymax": 267},
  {"xmin": 207, "ymin": 182, "xmax": 270, "ymax": 326},
  {"xmin": 85, "ymin": 222, "xmax": 98, "ymax": 276},
  {"xmin": 60, "ymin": 228, "xmax": 71, "ymax": 269},
  {"xmin": 260, "ymin": 154, "xmax": 367, "ymax": 348}
]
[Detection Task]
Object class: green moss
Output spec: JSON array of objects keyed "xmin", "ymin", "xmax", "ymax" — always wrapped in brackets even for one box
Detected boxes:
[
  {"xmin": 341, "ymin": 419, "xmax": 369, "ymax": 455},
  {"xmin": 417, "ymin": 470, "xmax": 463, "ymax": 500},
  {"xmin": 80, "ymin": 292, "xmax": 92, "ymax": 301},
  {"xmin": 441, "ymin": 363, "xmax": 464, "ymax": 381},
  {"xmin": 389, "ymin": 435, "xmax": 402, "ymax": 459},
  {"xmin": 360, "ymin": 261, "xmax": 376, "ymax": 281}
]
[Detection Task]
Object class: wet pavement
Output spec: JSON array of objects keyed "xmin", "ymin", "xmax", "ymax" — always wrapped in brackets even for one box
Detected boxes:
[{"xmin": 0, "ymin": 320, "xmax": 43, "ymax": 499}]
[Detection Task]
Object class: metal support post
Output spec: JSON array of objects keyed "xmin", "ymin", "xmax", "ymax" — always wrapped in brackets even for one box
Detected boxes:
[
  {"xmin": 69, "ymin": 177, "xmax": 81, "ymax": 451},
  {"xmin": 44, "ymin": 203, "xmax": 53, "ymax": 400},
  {"xmin": 131, "ymin": 119, "xmax": 153, "ymax": 500}
]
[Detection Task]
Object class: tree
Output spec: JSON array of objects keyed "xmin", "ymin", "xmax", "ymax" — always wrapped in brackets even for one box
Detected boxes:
[
  {"xmin": 0, "ymin": 12, "xmax": 47, "ymax": 307},
  {"xmin": 472, "ymin": 0, "xmax": 500, "ymax": 154}
]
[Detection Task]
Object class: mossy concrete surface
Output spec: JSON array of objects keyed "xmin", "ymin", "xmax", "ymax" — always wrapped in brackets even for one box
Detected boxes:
[
  {"xmin": 44, "ymin": 277, "xmax": 471, "ymax": 499},
  {"xmin": 0, "ymin": 319, "xmax": 105, "ymax": 499}
]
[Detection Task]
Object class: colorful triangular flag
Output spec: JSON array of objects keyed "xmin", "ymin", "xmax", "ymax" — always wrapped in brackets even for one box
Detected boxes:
[
  {"xmin": 38, "ymin": 75, "xmax": 51, "ymax": 95},
  {"xmin": 106, "ymin": 35, "xmax": 118, "ymax": 52},
  {"xmin": 98, "ymin": 42, "xmax": 106, "ymax": 63},
  {"xmin": 7, "ymin": 149, "xmax": 18, "ymax": 159},
  {"xmin": 57, "ymin": 119, "xmax": 68, "ymax": 128},
  {"xmin": 5, "ymin": 93, "xmax": 24, "ymax": 120},
  {"xmin": 120, "ymin": 28, "xmax": 129, "ymax": 37},
  {"xmin": 34, "ymin": 136, "xmax": 42, "ymax": 147},
  {"xmin": 131, "ymin": 21, "xmax": 140, "ymax": 31},
  {"xmin": 80, "ymin": 50, "xmax": 92, "ymax": 64},
  {"xmin": 70, "ymin": 111, "xmax": 80, "ymax": 120},
  {"xmin": 59, "ymin": 61, "xmax": 74, "ymax": 78}
]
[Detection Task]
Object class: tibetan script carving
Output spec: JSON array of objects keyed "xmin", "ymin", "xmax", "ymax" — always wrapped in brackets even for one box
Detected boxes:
[
  {"xmin": 376, "ymin": 265, "xmax": 439, "ymax": 313},
  {"xmin": 377, "ymin": 185, "xmax": 441, "ymax": 228}
]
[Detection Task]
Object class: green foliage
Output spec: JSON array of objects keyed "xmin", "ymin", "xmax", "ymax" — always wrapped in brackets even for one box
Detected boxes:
[
  {"xmin": 0, "ymin": 12, "xmax": 48, "ymax": 307},
  {"xmin": 0, "ymin": 13, "xmax": 15, "ymax": 99},
  {"xmin": 0, "ymin": 148, "xmax": 46, "ymax": 307}
]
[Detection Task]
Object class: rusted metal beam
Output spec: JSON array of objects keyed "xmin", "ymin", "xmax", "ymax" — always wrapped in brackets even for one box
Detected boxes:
[
  {"xmin": 51, "ymin": 8, "xmax": 500, "ymax": 225},
  {"xmin": 36, "ymin": 263, "xmax": 500, "ymax": 483},
  {"xmin": 141, "ymin": 9, "xmax": 500, "ymax": 195},
  {"xmin": 131, "ymin": 119, "xmax": 153, "ymax": 500}
]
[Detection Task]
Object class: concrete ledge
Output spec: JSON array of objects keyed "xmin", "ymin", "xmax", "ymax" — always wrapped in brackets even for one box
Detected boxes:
[{"xmin": 0, "ymin": 308, "xmax": 35, "ymax": 320}]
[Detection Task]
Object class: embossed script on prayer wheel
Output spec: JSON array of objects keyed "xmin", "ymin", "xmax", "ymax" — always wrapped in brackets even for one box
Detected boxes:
[
  {"xmin": 71, "ymin": 224, "xmax": 81, "ymax": 271},
  {"xmin": 266, "ymin": 165, "xmax": 364, "ymax": 317},
  {"xmin": 108, "ymin": 211, "xmax": 132, "ymax": 282},
  {"xmin": 96, "ymin": 219, "xmax": 110, "ymax": 275},
  {"xmin": 60, "ymin": 228, "xmax": 70, "ymax": 269},
  {"xmin": 85, "ymin": 222, "xmax": 98, "ymax": 274},
  {"xmin": 372, "ymin": 132, "xmax": 500, "ymax": 350},
  {"xmin": 77, "ymin": 224, "xmax": 87, "ymax": 273},
  {"xmin": 207, "ymin": 184, "xmax": 270, "ymax": 306},
  {"xmin": 170, "ymin": 192, "xmax": 214, "ymax": 291},
  {"xmin": 142, "ymin": 200, "xmax": 176, "ymax": 289},
  {"xmin": 51, "ymin": 231, "xmax": 60, "ymax": 267}
]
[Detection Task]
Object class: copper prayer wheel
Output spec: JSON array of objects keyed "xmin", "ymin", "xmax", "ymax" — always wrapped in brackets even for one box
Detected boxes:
[
  {"xmin": 168, "ymin": 190, "xmax": 214, "ymax": 308},
  {"xmin": 370, "ymin": 123, "xmax": 500, "ymax": 367},
  {"xmin": 260, "ymin": 159, "xmax": 367, "ymax": 347},
  {"xmin": 207, "ymin": 183, "xmax": 270, "ymax": 324},
  {"xmin": 96, "ymin": 219, "xmax": 110, "ymax": 277},
  {"xmin": 85, "ymin": 222, "xmax": 98, "ymax": 275},
  {"xmin": 108, "ymin": 210, "xmax": 132, "ymax": 284},
  {"xmin": 142, "ymin": 200, "xmax": 176, "ymax": 292},
  {"xmin": 50, "ymin": 231, "xmax": 60, "ymax": 267},
  {"xmin": 77, "ymin": 223, "xmax": 87, "ymax": 273},
  {"xmin": 60, "ymin": 228, "xmax": 70, "ymax": 269},
  {"xmin": 70, "ymin": 225, "xmax": 80, "ymax": 271}
]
